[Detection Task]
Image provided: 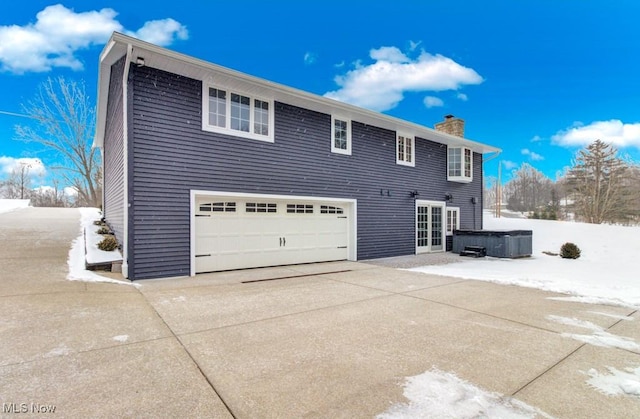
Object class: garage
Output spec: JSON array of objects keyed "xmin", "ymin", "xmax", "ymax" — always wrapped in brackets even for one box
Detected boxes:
[{"xmin": 191, "ymin": 192, "xmax": 356, "ymax": 273}]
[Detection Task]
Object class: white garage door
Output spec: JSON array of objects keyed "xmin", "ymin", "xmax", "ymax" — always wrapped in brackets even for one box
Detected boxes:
[{"xmin": 194, "ymin": 196, "xmax": 351, "ymax": 273}]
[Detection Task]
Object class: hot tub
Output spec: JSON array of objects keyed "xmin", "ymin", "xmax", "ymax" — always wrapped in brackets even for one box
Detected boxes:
[{"xmin": 453, "ymin": 229, "xmax": 533, "ymax": 258}]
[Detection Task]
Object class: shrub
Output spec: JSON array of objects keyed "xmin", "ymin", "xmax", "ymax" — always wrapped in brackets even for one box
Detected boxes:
[
  {"xmin": 93, "ymin": 220, "xmax": 103, "ymax": 226},
  {"xmin": 98, "ymin": 235, "xmax": 118, "ymax": 252},
  {"xmin": 97, "ymin": 226, "xmax": 111, "ymax": 235},
  {"xmin": 560, "ymin": 242, "xmax": 581, "ymax": 259}
]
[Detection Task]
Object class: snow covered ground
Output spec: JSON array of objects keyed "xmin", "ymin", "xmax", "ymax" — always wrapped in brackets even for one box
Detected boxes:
[
  {"xmin": 410, "ymin": 212, "xmax": 640, "ymax": 309},
  {"xmin": 379, "ymin": 213, "xmax": 640, "ymax": 417},
  {"xmin": 0, "ymin": 199, "xmax": 30, "ymax": 214},
  {"xmin": 67, "ymin": 207, "xmax": 136, "ymax": 287}
]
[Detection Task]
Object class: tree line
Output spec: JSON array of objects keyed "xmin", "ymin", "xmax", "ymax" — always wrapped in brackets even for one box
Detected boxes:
[{"xmin": 486, "ymin": 140, "xmax": 640, "ymax": 225}]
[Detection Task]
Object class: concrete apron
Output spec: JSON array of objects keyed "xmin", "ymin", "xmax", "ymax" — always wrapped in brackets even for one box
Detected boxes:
[{"xmin": 1, "ymin": 208, "xmax": 638, "ymax": 418}]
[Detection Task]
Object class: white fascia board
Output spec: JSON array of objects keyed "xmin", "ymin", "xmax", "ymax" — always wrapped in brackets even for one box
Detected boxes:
[{"xmin": 105, "ymin": 32, "xmax": 501, "ymax": 155}]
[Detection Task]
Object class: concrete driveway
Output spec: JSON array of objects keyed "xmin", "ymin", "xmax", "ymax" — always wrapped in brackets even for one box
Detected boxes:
[{"xmin": 1, "ymin": 207, "xmax": 638, "ymax": 418}]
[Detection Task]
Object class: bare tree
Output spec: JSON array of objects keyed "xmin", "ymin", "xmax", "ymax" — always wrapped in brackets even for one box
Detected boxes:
[
  {"xmin": 15, "ymin": 77, "xmax": 101, "ymax": 207},
  {"xmin": 0, "ymin": 165, "xmax": 32, "ymax": 199},
  {"xmin": 503, "ymin": 163, "xmax": 554, "ymax": 214},
  {"xmin": 30, "ymin": 180, "xmax": 71, "ymax": 207},
  {"xmin": 617, "ymin": 163, "xmax": 640, "ymax": 225},
  {"xmin": 566, "ymin": 140, "xmax": 628, "ymax": 224}
]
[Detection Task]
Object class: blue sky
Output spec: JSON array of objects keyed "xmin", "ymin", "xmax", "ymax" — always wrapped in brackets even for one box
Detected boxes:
[{"xmin": 1, "ymin": 1, "xmax": 639, "ymax": 190}]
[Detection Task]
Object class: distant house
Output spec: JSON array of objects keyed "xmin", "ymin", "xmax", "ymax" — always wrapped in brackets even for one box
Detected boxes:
[{"xmin": 95, "ymin": 32, "xmax": 500, "ymax": 280}]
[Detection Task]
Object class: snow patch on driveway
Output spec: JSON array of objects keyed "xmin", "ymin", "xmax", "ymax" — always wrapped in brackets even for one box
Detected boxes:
[
  {"xmin": 585, "ymin": 366, "xmax": 640, "ymax": 397},
  {"xmin": 377, "ymin": 368, "xmax": 552, "ymax": 419}
]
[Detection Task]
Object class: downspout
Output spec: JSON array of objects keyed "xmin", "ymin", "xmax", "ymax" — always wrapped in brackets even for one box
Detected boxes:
[
  {"xmin": 121, "ymin": 43, "xmax": 133, "ymax": 278},
  {"xmin": 481, "ymin": 150, "xmax": 502, "ymax": 228}
]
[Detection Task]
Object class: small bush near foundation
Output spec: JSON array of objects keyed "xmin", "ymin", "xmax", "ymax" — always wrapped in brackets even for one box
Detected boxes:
[
  {"xmin": 97, "ymin": 226, "xmax": 111, "ymax": 235},
  {"xmin": 560, "ymin": 242, "xmax": 581, "ymax": 259},
  {"xmin": 93, "ymin": 220, "xmax": 105, "ymax": 226},
  {"xmin": 98, "ymin": 235, "xmax": 118, "ymax": 252}
]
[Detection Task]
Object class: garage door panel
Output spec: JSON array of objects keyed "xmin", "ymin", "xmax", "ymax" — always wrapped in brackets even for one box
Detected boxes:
[{"xmin": 195, "ymin": 198, "xmax": 351, "ymax": 273}]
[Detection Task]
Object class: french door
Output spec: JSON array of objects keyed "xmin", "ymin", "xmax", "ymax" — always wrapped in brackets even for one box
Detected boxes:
[{"xmin": 416, "ymin": 200, "xmax": 445, "ymax": 253}]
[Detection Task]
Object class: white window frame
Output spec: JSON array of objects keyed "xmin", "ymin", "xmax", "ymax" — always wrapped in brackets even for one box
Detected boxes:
[
  {"xmin": 447, "ymin": 146, "xmax": 473, "ymax": 182},
  {"xmin": 446, "ymin": 207, "xmax": 460, "ymax": 235},
  {"xmin": 331, "ymin": 116, "xmax": 351, "ymax": 155},
  {"xmin": 396, "ymin": 133, "xmax": 415, "ymax": 167},
  {"xmin": 202, "ymin": 83, "xmax": 275, "ymax": 143}
]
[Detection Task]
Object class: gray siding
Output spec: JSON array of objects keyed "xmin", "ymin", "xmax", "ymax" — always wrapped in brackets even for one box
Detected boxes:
[
  {"xmin": 103, "ymin": 56, "xmax": 126, "ymax": 246},
  {"xmin": 127, "ymin": 65, "xmax": 483, "ymax": 279}
]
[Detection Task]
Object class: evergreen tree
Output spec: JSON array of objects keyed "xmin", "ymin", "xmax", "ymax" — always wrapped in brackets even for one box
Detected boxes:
[{"xmin": 567, "ymin": 140, "xmax": 628, "ymax": 224}]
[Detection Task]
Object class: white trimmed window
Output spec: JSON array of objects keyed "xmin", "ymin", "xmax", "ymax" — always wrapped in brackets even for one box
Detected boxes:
[
  {"xmin": 448, "ymin": 147, "xmax": 473, "ymax": 182},
  {"xmin": 446, "ymin": 207, "xmax": 460, "ymax": 235},
  {"xmin": 331, "ymin": 116, "xmax": 351, "ymax": 155},
  {"xmin": 396, "ymin": 134, "xmax": 414, "ymax": 166},
  {"xmin": 202, "ymin": 84, "xmax": 274, "ymax": 142}
]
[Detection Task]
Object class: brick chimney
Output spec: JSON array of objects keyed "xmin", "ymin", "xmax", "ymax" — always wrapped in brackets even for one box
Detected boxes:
[{"xmin": 434, "ymin": 114, "xmax": 465, "ymax": 137}]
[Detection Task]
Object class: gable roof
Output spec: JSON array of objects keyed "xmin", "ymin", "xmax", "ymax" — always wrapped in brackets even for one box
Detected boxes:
[{"xmin": 95, "ymin": 32, "xmax": 500, "ymax": 155}]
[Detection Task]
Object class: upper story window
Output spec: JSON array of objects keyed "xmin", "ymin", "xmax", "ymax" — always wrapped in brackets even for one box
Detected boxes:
[
  {"xmin": 331, "ymin": 116, "xmax": 351, "ymax": 155},
  {"xmin": 202, "ymin": 84, "xmax": 274, "ymax": 142},
  {"xmin": 448, "ymin": 147, "xmax": 473, "ymax": 182},
  {"xmin": 396, "ymin": 134, "xmax": 414, "ymax": 167},
  {"xmin": 208, "ymin": 88, "xmax": 226, "ymax": 128}
]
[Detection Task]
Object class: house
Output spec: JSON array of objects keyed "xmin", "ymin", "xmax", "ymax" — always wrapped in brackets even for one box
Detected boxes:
[{"xmin": 95, "ymin": 32, "xmax": 500, "ymax": 280}]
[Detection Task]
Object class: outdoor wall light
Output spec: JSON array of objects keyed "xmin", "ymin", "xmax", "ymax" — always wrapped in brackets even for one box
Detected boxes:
[
  {"xmin": 136, "ymin": 57, "xmax": 145, "ymax": 67},
  {"xmin": 410, "ymin": 190, "xmax": 420, "ymax": 198},
  {"xmin": 445, "ymin": 193, "xmax": 453, "ymax": 202}
]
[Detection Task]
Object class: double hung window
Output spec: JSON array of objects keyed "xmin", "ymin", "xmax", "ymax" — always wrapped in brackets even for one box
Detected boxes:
[
  {"xmin": 397, "ymin": 134, "xmax": 414, "ymax": 166},
  {"xmin": 331, "ymin": 116, "xmax": 351, "ymax": 155}
]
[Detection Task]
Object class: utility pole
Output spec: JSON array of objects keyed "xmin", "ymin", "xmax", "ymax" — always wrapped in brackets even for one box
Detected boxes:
[{"xmin": 496, "ymin": 161, "xmax": 502, "ymax": 218}]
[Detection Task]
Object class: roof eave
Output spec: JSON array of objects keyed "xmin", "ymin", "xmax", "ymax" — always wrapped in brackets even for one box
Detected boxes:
[{"xmin": 97, "ymin": 32, "xmax": 500, "ymax": 154}]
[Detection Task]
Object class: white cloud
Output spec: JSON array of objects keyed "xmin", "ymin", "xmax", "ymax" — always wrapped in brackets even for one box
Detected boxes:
[
  {"xmin": 31, "ymin": 185, "xmax": 76, "ymax": 197},
  {"xmin": 0, "ymin": 4, "xmax": 188, "ymax": 74},
  {"xmin": 324, "ymin": 46, "xmax": 483, "ymax": 112},
  {"xmin": 408, "ymin": 40, "xmax": 422, "ymax": 51},
  {"xmin": 423, "ymin": 96, "xmax": 444, "ymax": 108},
  {"xmin": 0, "ymin": 156, "xmax": 46, "ymax": 176},
  {"xmin": 64, "ymin": 186, "xmax": 78, "ymax": 197},
  {"xmin": 126, "ymin": 18, "xmax": 188, "ymax": 46},
  {"xmin": 456, "ymin": 92, "xmax": 468, "ymax": 101},
  {"xmin": 32, "ymin": 185, "xmax": 54, "ymax": 193},
  {"xmin": 303, "ymin": 51, "xmax": 317, "ymax": 65},
  {"xmin": 334, "ymin": 60, "xmax": 345, "ymax": 68},
  {"xmin": 502, "ymin": 160, "xmax": 518, "ymax": 170},
  {"xmin": 521, "ymin": 148, "xmax": 544, "ymax": 161},
  {"xmin": 552, "ymin": 120, "xmax": 640, "ymax": 148},
  {"xmin": 369, "ymin": 46, "xmax": 410, "ymax": 63},
  {"xmin": 531, "ymin": 135, "xmax": 542, "ymax": 142}
]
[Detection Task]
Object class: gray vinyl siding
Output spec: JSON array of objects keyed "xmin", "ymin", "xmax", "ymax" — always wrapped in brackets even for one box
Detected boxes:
[
  {"xmin": 102, "ymin": 56, "xmax": 126, "ymax": 246},
  {"xmin": 127, "ymin": 65, "xmax": 483, "ymax": 279}
]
